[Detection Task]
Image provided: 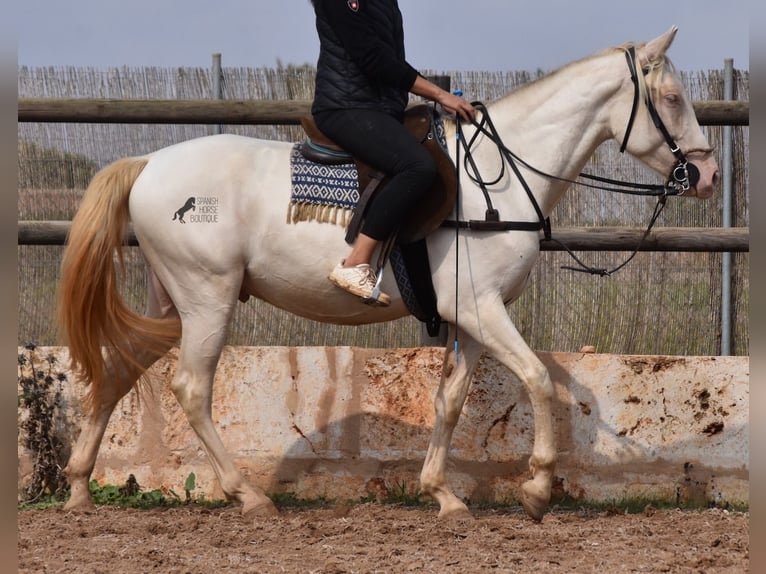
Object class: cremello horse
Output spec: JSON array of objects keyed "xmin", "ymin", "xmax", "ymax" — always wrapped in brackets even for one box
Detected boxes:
[{"xmin": 58, "ymin": 27, "xmax": 718, "ymax": 522}]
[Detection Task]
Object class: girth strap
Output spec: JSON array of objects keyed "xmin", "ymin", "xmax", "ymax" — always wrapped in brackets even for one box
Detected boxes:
[{"xmin": 441, "ymin": 218, "xmax": 549, "ymax": 233}]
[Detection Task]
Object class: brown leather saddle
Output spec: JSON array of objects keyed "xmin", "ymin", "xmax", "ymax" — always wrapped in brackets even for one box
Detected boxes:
[{"xmin": 298, "ymin": 104, "xmax": 457, "ymax": 245}]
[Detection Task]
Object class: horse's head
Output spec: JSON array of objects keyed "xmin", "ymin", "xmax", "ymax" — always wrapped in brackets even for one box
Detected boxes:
[{"xmin": 614, "ymin": 26, "xmax": 719, "ymax": 199}]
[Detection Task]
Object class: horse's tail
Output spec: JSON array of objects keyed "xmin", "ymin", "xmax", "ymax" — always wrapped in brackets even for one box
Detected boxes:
[{"xmin": 57, "ymin": 157, "xmax": 182, "ymax": 411}]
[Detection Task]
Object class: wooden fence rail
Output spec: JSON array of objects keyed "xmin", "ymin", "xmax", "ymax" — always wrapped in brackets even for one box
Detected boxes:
[
  {"xmin": 17, "ymin": 98, "xmax": 749, "ymax": 253},
  {"xmin": 17, "ymin": 221, "xmax": 749, "ymax": 251},
  {"xmin": 17, "ymin": 98, "xmax": 749, "ymax": 126}
]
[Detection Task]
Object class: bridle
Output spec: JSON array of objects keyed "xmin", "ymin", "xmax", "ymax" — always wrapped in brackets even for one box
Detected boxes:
[
  {"xmin": 620, "ymin": 45, "xmax": 700, "ymax": 195},
  {"xmin": 444, "ymin": 45, "xmax": 708, "ymax": 276}
]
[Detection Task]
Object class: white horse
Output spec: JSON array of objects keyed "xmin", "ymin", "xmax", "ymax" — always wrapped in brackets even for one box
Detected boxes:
[{"xmin": 58, "ymin": 27, "xmax": 718, "ymax": 522}]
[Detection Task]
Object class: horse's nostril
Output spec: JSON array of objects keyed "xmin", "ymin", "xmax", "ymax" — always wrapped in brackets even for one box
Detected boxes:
[{"xmin": 713, "ymin": 170, "xmax": 721, "ymax": 187}]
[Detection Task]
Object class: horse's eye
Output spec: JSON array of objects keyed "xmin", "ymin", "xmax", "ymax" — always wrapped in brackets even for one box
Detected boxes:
[{"xmin": 664, "ymin": 94, "xmax": 680, "ymax": 106}]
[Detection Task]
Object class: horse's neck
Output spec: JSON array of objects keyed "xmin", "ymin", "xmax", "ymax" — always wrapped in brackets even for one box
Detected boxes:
[{"xmin": 464, "ymin": 54, "xmax": 624, "ymax": 218}]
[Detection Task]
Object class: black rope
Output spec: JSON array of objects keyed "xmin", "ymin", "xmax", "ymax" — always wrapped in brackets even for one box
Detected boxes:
[
  {"xmin": 441, "ymin": 47, "xmax": 698, "ymax": 285},
  {"xmin": 455, "ymin": 107, "xmax": 551, "ymax": 239},
  {"xmin": 453, "ymin": 112, "xmax": 461, "ymax": 362},
  {"xmin": 554, "ymin": 196, "xmax": 668, "ymax": 276},
  {"xmin": 620, "ymin": 46, "xmax": 643, "ymax": 154},
  {"xmin": 453, "ymin": 102, "xmax": 674, "ymax": 276},
  {"xmin": 464, "ymin": 102, "xmax": 675, "ymax": 198}
]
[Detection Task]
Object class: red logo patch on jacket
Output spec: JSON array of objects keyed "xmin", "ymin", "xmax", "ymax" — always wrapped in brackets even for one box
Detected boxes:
[{"xmin": 347, "ymin": 0, "xmax": 359, "ymax": 12}]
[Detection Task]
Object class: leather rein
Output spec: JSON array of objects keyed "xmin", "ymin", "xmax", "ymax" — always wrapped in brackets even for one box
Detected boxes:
[{"xmin": 444, "ymin": 46, "xmax": 702, "ymax": 276}]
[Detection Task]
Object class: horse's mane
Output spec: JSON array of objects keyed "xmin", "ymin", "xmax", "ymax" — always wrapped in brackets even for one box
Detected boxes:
[
  {"xmin": 491, "ymin": 40, "xmax": 674, "ymax": 106},
  {"xmin": 438, "ymin": 39, "xmax": 674, "ymax": 139}
]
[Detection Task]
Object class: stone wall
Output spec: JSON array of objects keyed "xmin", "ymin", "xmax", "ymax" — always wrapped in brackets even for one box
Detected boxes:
[{"xmin": 18, "ymin": 346, "xmax": 749, "ymax": 507}]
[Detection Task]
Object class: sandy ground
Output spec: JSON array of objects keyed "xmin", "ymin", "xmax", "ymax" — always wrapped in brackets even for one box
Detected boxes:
[{"xmin": 18, "ymin": 503, "xmax": 748, "ymax": 573}]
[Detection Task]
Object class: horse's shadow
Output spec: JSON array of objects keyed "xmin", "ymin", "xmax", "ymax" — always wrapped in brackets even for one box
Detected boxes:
[{"xmin": 268, "ymin": 354, "xmax": 746, "ymax": 507}]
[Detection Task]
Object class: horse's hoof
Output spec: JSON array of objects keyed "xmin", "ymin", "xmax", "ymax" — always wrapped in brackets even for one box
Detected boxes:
[
  {"xmin": 63, "ymin": 498, "xmax": 96, "ymax": 513},
  {"xmin": 242, "ymin": 500, "xmax": 279, "ymax": 521},
  {"xmin": 437, "ymin": 502, "xmax": 473, "ymax": 522},
  {"xmin": 520, "ymin": 480, "xmax": 550, "ymax": 522}
]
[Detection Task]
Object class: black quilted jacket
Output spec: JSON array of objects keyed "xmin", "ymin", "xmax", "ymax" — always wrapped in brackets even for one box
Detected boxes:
[{"xmin": 310, "ymin": 0, "xmax": 419, "ymax": 119}]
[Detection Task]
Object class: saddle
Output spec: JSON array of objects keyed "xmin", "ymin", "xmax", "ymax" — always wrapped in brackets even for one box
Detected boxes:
[{"xmin": 298, "ymin": 104, "xmax": 457, "ymax": 245}]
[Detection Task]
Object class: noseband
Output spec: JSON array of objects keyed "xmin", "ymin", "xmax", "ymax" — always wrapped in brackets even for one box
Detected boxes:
[{"xmin": 620, "ymin": 46, "xmax": 700, "ymax": 195}]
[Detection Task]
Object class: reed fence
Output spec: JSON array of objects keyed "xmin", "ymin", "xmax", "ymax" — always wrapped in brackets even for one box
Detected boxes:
[{"xmin": 16, "ymin": 65, "xmax": 749, "ymax": 355}]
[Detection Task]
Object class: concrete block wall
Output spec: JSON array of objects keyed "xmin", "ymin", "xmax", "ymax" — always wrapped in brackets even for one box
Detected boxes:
[{"xmin": 17, "ymin": 346, "xmax": 749, "ymax": 507}]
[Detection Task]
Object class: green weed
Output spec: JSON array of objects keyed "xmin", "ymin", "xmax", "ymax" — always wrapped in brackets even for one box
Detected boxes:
[{"xmin": 18, "ymin": 473, "xmax": 231, "ymax": 511}]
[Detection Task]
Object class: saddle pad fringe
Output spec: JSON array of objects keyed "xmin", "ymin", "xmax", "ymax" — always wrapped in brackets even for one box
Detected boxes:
[{"xmin": 286, "ymin": 201, "xmax": 353, "ymax": 226}]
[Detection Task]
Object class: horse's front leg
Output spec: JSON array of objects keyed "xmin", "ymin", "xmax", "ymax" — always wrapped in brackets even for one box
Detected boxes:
[
  {"xmin": 420, "ymin": 328, "xmax": 484, "ymax": 519},
  {"xmin": 478, "ymin": 305, "xmax": 557, "ymax": 522}
]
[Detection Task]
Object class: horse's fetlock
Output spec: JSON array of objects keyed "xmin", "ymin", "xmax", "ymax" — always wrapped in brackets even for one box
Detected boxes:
[{"xmin": 529, "ymin": 452, "xmax": 557, "ymax": 476}]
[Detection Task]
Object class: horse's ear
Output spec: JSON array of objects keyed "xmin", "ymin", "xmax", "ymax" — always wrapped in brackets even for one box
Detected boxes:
[{"xmin": 639, "ymin": 25, "xmax": 678, "ymax": 64}]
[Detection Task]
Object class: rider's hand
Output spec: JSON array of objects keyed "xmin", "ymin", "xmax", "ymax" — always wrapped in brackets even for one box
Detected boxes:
[{"xmin": 438, "ymin": 91, "xmax": 476, "ymax": 123}]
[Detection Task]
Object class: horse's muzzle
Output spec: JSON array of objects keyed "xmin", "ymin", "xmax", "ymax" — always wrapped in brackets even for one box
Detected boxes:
[{"xmin": 668, "ymin": 157, "xmax": 722, "ymax": 199}]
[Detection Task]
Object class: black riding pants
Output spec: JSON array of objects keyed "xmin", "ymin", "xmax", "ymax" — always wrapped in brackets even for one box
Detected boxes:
[{"xmin": 314, "ymin": 108, "xmax": 436, "ymax": 241}]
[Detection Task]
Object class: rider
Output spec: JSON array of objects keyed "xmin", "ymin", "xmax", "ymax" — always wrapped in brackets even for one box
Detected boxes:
[{"xmin": 310, "ymin": 0, "xmax": 475, "ymax": 306}]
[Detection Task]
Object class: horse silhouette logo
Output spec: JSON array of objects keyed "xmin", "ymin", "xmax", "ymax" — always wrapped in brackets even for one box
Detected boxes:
[{"xmin": 172, "ymin": 197, "xmax": 196, "ymax": 223}]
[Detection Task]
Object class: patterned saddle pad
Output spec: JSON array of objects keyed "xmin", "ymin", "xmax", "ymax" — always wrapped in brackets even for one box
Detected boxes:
[{"xmin": 286, "ymin": 146, "xmax": 358, "ymax": 227}]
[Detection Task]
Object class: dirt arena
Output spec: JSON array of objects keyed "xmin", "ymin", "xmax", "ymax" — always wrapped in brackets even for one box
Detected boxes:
[{"xmin": 18, "ymin": 503, "xmax": 748, "ymax": 573}]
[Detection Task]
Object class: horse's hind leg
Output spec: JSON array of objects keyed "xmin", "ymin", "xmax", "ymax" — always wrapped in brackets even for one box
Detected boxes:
[
  {"xmin": 420, "ymin": 328, "xmax": 484, "ymax": 519},
  {"xmin": 64, "ymin": 361, "xmax": 136, "ymax": 510},
  {"xmin": 170, "ymin": 298, "xmax": 277, "ymax": 520},
  {"xmin": 64, "ymin": 271, "xmax": 178, "ymax": 511}
]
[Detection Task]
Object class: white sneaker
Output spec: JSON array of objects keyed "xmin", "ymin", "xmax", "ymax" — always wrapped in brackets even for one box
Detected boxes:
[{"xmin": 328, "ymin": 262, "xmax": 391, "ymax": 306}]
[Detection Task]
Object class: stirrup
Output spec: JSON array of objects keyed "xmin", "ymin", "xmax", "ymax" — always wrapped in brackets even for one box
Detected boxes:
[
  {"xmin": 361, "ymin": 233, "xmax": 397, "ymax": 306},
  {"xmin": 362, "ymin": 265, "xmax": 387, "ymax": 306}
]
